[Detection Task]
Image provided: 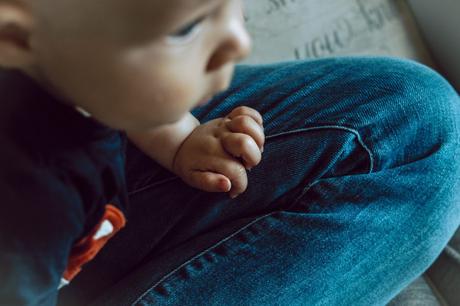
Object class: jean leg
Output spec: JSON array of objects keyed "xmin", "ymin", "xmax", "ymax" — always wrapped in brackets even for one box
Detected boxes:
[{"xmin": 63, "ymin": 57, "xmax": 460, "ymax": 306}]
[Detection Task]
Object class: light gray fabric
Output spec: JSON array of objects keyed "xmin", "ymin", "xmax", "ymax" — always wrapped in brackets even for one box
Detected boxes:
[
  {"xmin": 448, "ymin": 227, "xmax": 460, "ymax": 251},
  {"xmin": 389, "ymin": 227, "xmax": 460, "ymax": 306},
  {"xmin": 425, "ymin": 227, "xmax": 460, "ymax": 305},
  {"xmin": 388, "ymin": 276, "xmax": 441, "ymax": 306}
]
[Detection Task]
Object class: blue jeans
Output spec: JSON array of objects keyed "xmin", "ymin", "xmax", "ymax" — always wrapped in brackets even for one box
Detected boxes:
[{"xmin": 59, "ymin": 57, "xmax": 460, "ymax": 306}]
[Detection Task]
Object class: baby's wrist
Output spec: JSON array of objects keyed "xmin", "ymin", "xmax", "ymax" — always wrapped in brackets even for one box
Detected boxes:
[{"xmin": 127, "ymin": 112, "xmax": 200, "ymax": 173}]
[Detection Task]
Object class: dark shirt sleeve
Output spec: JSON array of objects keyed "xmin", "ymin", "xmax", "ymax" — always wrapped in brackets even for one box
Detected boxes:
[{"xmin": 0, "ymin": 145, "xmax": 85, "ymax": 305}]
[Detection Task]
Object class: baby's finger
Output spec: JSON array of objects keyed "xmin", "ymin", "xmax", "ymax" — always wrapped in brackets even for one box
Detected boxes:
[
  {"xmin": 188, "ymin": 170, "xmax": 232, "ymax": 193},
  {"xmin": 221, "ymin": 133, "xmax": 262, "ymax": 170},
  {"xmin": 214, "ymin": 159, "xmax": 248, "ymax": 199},
  {"xmin": 225, "ymin": 115, "xmax": 265, "ymax": 150},
  {"xmin": 227, "ymin": 106, "xmax": 263, "ymax": 127}
]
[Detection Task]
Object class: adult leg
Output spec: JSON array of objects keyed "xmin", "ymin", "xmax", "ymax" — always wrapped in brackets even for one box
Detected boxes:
[{"xmin": 60, "ymin": 57, "xmax": 460, "ymax": 306}]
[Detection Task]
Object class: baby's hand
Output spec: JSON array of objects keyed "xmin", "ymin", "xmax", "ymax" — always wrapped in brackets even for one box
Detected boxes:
[{"xmin": 172, "ymin": 106, "xmax": 265, "ymax": 199}]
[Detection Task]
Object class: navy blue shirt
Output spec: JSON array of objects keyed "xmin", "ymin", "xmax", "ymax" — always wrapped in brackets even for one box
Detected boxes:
[{"xmin": 0, "ymin": 69, "xmax": 129, "ymax": 305}]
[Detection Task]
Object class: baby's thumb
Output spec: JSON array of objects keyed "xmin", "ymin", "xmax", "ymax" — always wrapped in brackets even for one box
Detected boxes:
[{"xmin": 188, "ymin": 171, "xmax": 231, "ymax": 193}]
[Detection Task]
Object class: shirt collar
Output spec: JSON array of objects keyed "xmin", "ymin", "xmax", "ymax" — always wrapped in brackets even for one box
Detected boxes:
[{"xmin": 1, "ymin": 68, "xmax": 118, "ymax": 150}]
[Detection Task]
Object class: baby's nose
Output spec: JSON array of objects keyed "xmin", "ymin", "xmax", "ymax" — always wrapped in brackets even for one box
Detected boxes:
[{"xmin": 206, "ymin": 14, "xmax": 252, "ymax": 72}]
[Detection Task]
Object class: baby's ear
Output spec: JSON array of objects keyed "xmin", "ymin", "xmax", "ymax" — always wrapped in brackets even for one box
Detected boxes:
[{"xmin": 0, "ymin": 2, "xmax": 35, "ymax": 69}]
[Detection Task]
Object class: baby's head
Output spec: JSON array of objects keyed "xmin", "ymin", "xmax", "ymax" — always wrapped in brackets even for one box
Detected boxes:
[{"xmin": 0, "ymin": 0, "xmax": 251, "ymax": 131}]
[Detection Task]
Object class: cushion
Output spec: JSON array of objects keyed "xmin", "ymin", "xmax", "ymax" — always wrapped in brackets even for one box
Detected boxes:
[{"xmin": 243, "ymin": 0, "xmax": 434, "ymax": 66}]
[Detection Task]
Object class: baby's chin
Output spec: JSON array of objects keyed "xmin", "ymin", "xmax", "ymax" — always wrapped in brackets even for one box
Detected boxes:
[{"xmin": 139, "ymin": 113, "xmax": 186, "ymax": 131}]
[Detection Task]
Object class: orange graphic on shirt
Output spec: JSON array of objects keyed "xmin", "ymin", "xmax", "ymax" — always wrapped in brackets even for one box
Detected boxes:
[{"xmin": 62, "ymin": 204, "xmax": 126, "ymax": 283}]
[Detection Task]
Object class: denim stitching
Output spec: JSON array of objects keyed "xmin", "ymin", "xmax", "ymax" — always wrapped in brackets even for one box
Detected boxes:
[
  {"xmin": 128, "ymin": 125, "xmax": 374, "ymax": 199},
  {"xmin": 266, "ymin": 125, "xmax": 375, "ymax": 209},
  {"xmin": 291, "ymin": 179, "xmax": 321, "ymax": 210},
  {"xmin": 128, "ymin": 176, "xmax": 180, "ymax": 196},
  {"xmin": 266, "ymin": 125, "xmax": 374, "ymax": 173},
  {"xmin": 131, "ymin": 126, "xmax": 374, "ymax": 304},
  {"xmin": 132, "ymin": 211, "xmax": 278, "ymax": 305}
]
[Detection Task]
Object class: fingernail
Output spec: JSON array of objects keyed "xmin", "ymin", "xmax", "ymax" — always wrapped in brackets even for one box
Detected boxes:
[
  {"xmin": 261, "ymin": 147, "xmax": 264, "ymax": 153},
  {"xmin": 219, "ymin": 179, "xmax": 230, "ymax": 192},
  {"xmin": 230, "ymin": 193, "xmax": 238, "ymax": 199}
]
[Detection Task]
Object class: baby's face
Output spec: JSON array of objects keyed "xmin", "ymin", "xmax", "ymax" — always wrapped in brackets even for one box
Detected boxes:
[{"xmin": 27, "ymin": 0, "xmax": 251, "ymax": 131}]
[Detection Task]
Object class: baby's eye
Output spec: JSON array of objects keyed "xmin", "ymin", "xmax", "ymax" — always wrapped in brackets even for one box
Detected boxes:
[
  {"xmin": 171, "ymin": 20, "xmax": 200, "ymax": 38},
  {"xmin": 169, "ymin": 16, "xmax": 206, "ymax": 40}
]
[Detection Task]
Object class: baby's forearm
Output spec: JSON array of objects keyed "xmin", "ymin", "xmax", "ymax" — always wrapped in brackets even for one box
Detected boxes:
[{"xmin": 126, "ymin": 112, "xmax": 200, "ymax": 173}]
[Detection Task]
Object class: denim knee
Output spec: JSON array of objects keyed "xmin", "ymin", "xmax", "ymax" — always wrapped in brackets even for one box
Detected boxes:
[
  {"xmin": 403, "ymin": 58, "xmax": 458, "ymax": 157},
  {"xmin": 322, "ymin": 57, "xmax": 460, "ymax": 242},
  {"xmin": 373, "ymin": 57, "xmax": 460, "ymax": 242},
  {"xmin": 378, "ymin": 57, "xmax": 459, "ymax": 133},
  {"xmin": 350, "ymin": 57, "xmax": 460, "ymax": 171}
]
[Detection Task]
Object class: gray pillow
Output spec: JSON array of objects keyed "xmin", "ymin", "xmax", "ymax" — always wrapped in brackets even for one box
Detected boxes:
[{"xmin": 243, "ymin": 0, "xmax": 433, "ymax": 66}]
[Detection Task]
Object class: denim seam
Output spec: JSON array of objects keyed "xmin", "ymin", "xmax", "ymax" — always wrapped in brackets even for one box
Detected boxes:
[
  {"xmin": 132, "ymin": 211, "xmax": 279, "ymax": 305},
  {"xmin": 267, "ymin": 125, "xmax": 374, "ymax": 208},
  {"xmin": 266, "ymin": 125, "xmax": 375, "ymax": 173},
  {"xmin": 128, "ymin": 125, "xmax": 375, "ymax": 198},
  {"xmin": 128, "ymin": 176, "xmax": 179, "ymax": 196},
  {"xmin": 131, "ymin": 127, "xmax": 374, "ymax": 303},
  {"xmin": 291, "ymin": 179, "xmax": 321, "ymax": 210}
]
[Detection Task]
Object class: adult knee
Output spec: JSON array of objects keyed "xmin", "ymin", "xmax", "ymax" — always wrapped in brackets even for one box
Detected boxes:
[
  {"xmin": 355, "ymin": 57, "xmax": 459, "ymax": 172},
  {"xmin": 374, "ymin": 58, "xmax": 460, "ymax": 247}
]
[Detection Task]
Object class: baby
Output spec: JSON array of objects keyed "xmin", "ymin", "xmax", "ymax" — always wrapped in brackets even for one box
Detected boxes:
[
  {"xmin": 1, "ymin": 0, "xmax": 264, "ymax": 195},
  {"xmin": 0, "ymin": 0, "xmax": 264, "ymax": 304}
]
